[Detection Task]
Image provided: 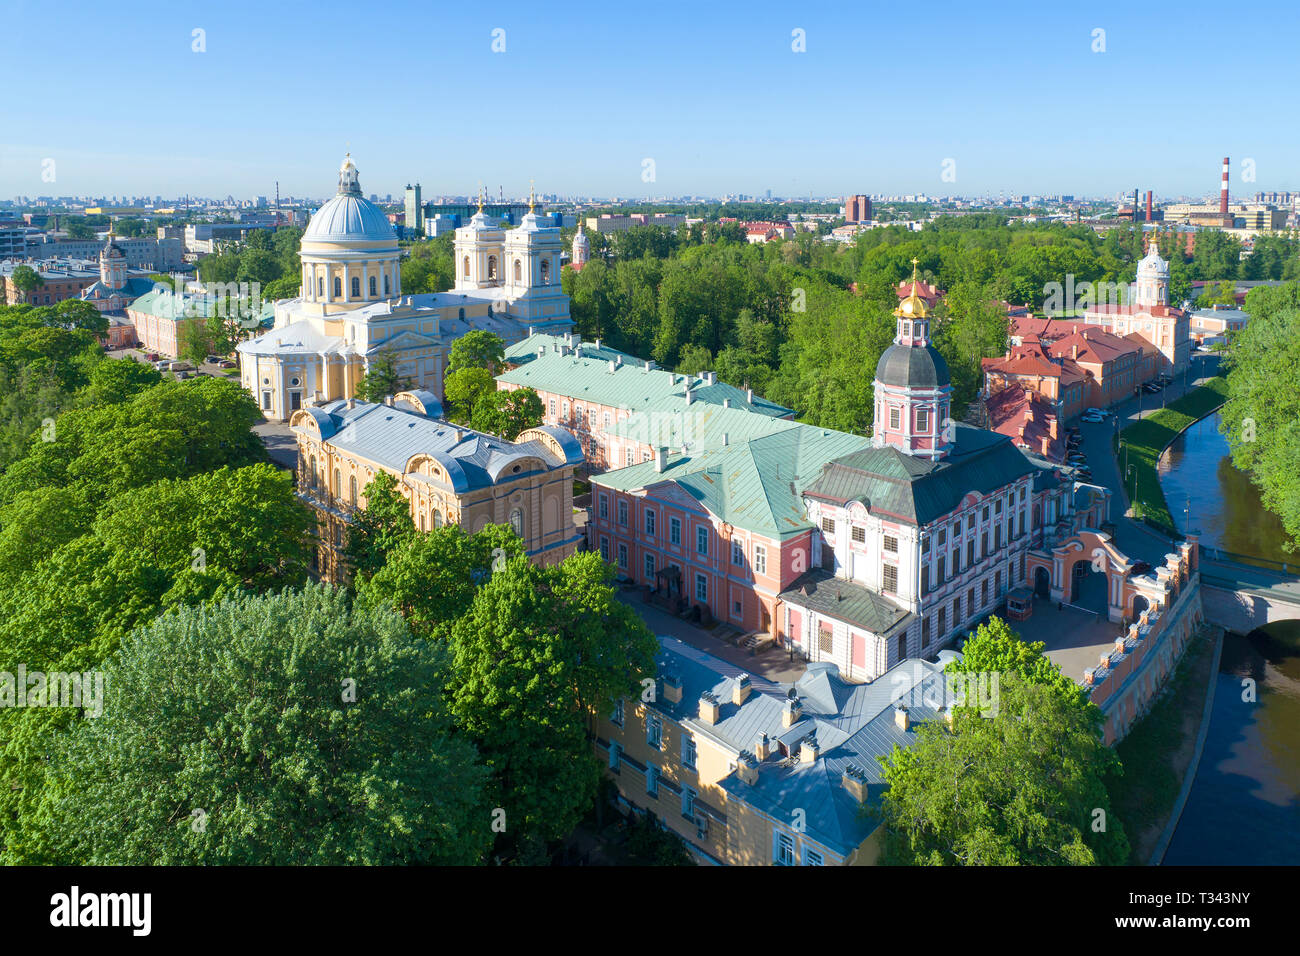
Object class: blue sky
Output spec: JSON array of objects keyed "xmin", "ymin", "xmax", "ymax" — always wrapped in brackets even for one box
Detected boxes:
[{"xmin": 3, "ymin": 0, "xmax": 1296, "ymax": 201}]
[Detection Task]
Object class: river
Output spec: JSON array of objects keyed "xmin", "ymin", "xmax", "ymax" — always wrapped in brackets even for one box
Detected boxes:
[{"xmin": 1156, "ymin": 411, "xmax": 1300, "ymax": 864}]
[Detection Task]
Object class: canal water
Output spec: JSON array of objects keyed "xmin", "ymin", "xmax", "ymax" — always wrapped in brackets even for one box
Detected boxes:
[{"xmin": 1157, "ymin": 412, "xmax": 1300, "ymax": 864}]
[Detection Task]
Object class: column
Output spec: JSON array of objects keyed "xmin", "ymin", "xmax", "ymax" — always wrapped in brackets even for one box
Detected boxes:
[
  {"xmin": 343, "ymin": 264, "xmax": 351, "ymax": 303},
  {"xmin": 324, "ymin": 264, "xmax": 333, "ymax": 303}
]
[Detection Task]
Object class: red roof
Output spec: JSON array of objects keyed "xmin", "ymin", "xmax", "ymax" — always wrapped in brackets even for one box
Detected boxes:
[{"xmin": 984, "ymin": 387, "xmax": 1064, "ymax": 461}]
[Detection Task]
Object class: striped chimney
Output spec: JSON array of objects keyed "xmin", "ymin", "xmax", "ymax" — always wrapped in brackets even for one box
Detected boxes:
[{"xmin": 1221, "ymin": 157, "xmax": 1230, "ymax": 217}]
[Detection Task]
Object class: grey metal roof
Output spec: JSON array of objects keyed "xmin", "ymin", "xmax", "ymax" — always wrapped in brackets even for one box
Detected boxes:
[
  {"xmin": 874, "ymin": 343, "xmax": 950, "ymax": 388},
  {"xmin": 803, "ymin": 423, "xmax": 1041, "ymax": 526},
  {"xmin": 293, "ymin": 398, "xmax": 577, "ymax": 492},
  {"xmin": 648, "ymin": 637, "xmax": 959, "ymax": 859}
]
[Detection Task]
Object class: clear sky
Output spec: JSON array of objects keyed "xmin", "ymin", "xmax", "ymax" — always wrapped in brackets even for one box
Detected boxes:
[{"xmin": 3, "ymin": 0, "xmax": 1296, "ymax": 201}]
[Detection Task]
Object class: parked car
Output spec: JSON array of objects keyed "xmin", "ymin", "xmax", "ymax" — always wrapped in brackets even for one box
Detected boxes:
[
  {"xmin": 205, "ymin": 354, "xmax": 222, "ymax": 364},
  {"xmin": 1081, "ymin": 409, "xmax": 1106, "ymax": 423},
  {"xmin": 218, "ymin": 359, "xmax": 236, "ymax": 369},
  {"xmin": 143, "ymin": 352, "xmax": 159, "ymax": 362},
  {"xmin": 154, "ymin": 359, "xmax": 170, "ymax": 371},
  {"xmin": 1143, "ymin": 383, "xmax": 1161, "ymax": 394},
  {"xmin": 169, "ymin": 360, "xmax": 195, "ymax": 372}
]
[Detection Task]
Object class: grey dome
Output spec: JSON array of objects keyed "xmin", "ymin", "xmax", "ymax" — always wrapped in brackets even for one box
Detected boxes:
[
  {"xmin": 304, "ymin": 194, "xmax": 397, "ymax": 242},
  {"xmin": 875, "ymin": 344, "xmax": 950, "ymax": 389}
]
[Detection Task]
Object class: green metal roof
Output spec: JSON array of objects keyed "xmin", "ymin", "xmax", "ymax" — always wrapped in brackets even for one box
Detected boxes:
[
  {"xmin": 802, "ymin": 423, "xmax": 1040, "ymax": 527},
  {"xmin": 504, "ymin": 332, "xmax": 638, "ymax": 366},
  {"xmin": 778, "ymin": 567, "xmax": 915, "ymax": 637},
  {"xmin": 594, "ymin": 422, "xmax": 870, "ymax": 539},
  {"xmin": 496, "ymin": 347, "xmax": 792, "ymax": 418}
]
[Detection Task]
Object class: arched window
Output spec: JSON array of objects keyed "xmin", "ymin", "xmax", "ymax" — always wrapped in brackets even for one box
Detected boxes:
[
  {"xmin": 350, "ymin": 475, "xmax": 357, "ymax": 507},
  {"xmin": 513, "ymin": 259, "xmax": 522, "ymax": 281},
  {"xmin": 458, "ymin": 308, "xmax": 465, "ymax": 320},
  {"xmin": 487, "ymin": 255, "xmax": 497, "ymax": 280},
  {"xmin": 432, "ymin": 510, "xmax": 443, "ymax": 528},
  {"xmin": 509, "ymin": 508, "xmax": 524, "ymax": 538},
  {"xmin": 462, "ymin": 256, "xmax": 470, "ymax": 277},
  {"xmin": 369, "ymin": 276, "xmax": 377, "ymax": 296},
  {"xmin": 318, "ymin": 276, "xmax": 324, "ymax": 297},
  {"xmin": 351, "ymin": 276, "xmax": 360, "ymax": 298},
  {"xmin": 334, "ymin": 468, "xmax": 341, "ymax": 497},
  {"xmin": 308, "ymin": 455, "xmax": 316, "ymax": 490},
  {"xmin": 333, "ymin": 276, "xmax": 341, "ymax": 298},
  {"xmin": 384, "ymin": 274, "xmax": 390, "ymax": 294},
  {"xmin": 540, "ymin": 259, "xmax": 550, "ymax": 284}
]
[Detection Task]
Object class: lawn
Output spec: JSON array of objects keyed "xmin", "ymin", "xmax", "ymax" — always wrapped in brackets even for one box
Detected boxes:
[
  {"xmin": 1111, "ymin": 625, "xmax": 1218, "ymax": 864},
  {"xmin": 1118, "ymin": 377, "xmax": 1229, "ymax": 537}
]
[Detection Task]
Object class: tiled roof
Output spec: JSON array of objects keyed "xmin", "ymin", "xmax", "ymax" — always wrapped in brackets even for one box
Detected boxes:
[{"xmin": 983, "ymin": 386, "xmax": 1063, "ymax": 461}]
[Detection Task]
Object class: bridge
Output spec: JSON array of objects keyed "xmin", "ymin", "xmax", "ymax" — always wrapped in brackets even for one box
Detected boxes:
[{"xmin": 1198, "ymin": 547, "xmax": 1300, "ymax": 633}]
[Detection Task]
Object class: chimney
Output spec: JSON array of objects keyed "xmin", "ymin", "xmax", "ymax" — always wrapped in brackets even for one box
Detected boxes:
[
  {"xmin": 799, "ymin": 734, "xmax": 820, "ymax": 764},
  {"xmin": 731, "ymin": 673, "xmax": 752, "ymax": 706},
  {"xmin": 721, "ymin": 432, "xmax": 729, "ymax": 446},
  {"xmin": 654, "ymin": 448, "xmax": 666, "ymax": 472},
  {"xmin": 346, "ymin": 397, "xmax": 356, "ymax": 410},
  {"xmin": 594, "ymin": 337, "xmax": 601, "ymax": 349},
  {"xmin": 698, "ymin": 691, "xmax": 719, "ymax": 725},
  {"xmin": 1040, "ymin": 435, "xmax": 1052, "ymax": 456},
  {"xmin": 736, "ymin": 750, "xmax": 759, "ymax": 785},
  {"xmin": 685, "ymin": 388, "xmax": 695, "ymax": 405},
  {"xmin": 574, "ymin": 345, "xmax": 583, "ymax": 358},
  {"xmin": 722, "ymin": 398, "xmax": 731, "ymax": 408},
  {"xmin": 782, "ymin": 696, "xmax": 802, "ymax": 728},
  {"xmin": 615, "ymin": 355, "xmax": 622, "ymax": 366},
  {"xmin": 1071, "ymin": 343, "xmax": 1079, "ymax": 360},
  {"xmin": 537, "ymin": 346, "xmax": 545, "ymax": 360},
  {"xmin": 608, "ymin": 359, "xmax": 616, "ymax": 373},
  {"xmin": 1221, "ymin": 157, "xmax": 1230, "ymax": 219},
  {"xmin": 1049, "ymin": 416, "xmax": 1058, "ymax": 439},
  {"xmin": 894, "ymin": 704, "xmax": 911, "ymax": 732},
  {"xmin": 528, "ymin": 325, "xmax": 535, "ymax": 336},
  {"xmin": 754, "ymin": 732, "xmax": 770, "ymax": 761},
  {"xmin": 746, "ymin": 387, "xmax": 754, "ymax": 403},
  {"xmin": 842, "ymin": 764, "xmax": 868, "ymax": 803},
  {"xmin": 707, "ymin": 371, "xmax": 716, "ymax": 385},
  {"xmin": 1146, "ymin": 190, "xmax": 1153, "ymax": 223},
  {"xmin": 645, "ymin": 360, "xmax": 656, "ymax": 372},
  {"xmin": 384, "ymin": 395, "xmax": 394, "ymax": 407},
  {"xmin": 663, "ymin": 673, "xmax": 682, "ymax": 705}
]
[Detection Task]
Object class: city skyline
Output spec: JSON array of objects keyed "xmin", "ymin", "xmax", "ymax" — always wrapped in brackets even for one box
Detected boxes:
[{"xmin": 3, "ymin": 0, "xmax": 1298, "ymax": 201}]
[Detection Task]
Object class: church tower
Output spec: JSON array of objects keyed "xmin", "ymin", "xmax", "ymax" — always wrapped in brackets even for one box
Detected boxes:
[
  {"xmin": 571, "ymin": 219, "xmax": 590, "ymax": 271},
  {"xmin": 1133, "ymin": 236, "xmax": 1170, "ymax": 308},
  {"xmin": 99, "ymin": 229, "xmax": 127, "ymax": 290},
  {"xmin": 872, "ymin": 260, "xmax": 953, "ymax": 460},
  {"xmin": 453, "ymin": 187, "xmax": 506, "ymax": 290}
]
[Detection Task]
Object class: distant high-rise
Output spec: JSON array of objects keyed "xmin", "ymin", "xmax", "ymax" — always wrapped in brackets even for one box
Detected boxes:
[
  {"xmin": 404, "ymin": 183, "xmax": 424, "ymax": 235},
  {"xmin": 843, "ymin": 193, "xmax": 871, "ymax": 223}
]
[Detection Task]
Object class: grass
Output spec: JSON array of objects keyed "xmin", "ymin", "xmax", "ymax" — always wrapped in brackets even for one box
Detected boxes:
[
  {"xmin": 1110, "ymin": 625, "xmax": 1218, "ymax": 864},
  {"xmin": 1118, "ymin": 377, "xmax": 1229, "ymax": 536}
]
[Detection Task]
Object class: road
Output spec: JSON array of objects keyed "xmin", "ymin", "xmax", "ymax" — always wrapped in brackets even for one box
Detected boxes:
[{"xmin": 1074, "ymin": 352, "xmax": 1221, "ymax": 567}]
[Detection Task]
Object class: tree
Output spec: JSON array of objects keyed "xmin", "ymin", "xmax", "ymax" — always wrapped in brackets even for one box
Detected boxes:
[
  {"xmin": 448, "ymin": 329, "xmax": 506, "ymax": 375},
  {"xmin": 447, "ymin": 552, "xmax": 658, "ymax": 856},
  {"xmin": 472, "ymin": 387, "xmax": 543, "ymax": 439},
  {"xmin": 352, "ymin": 349, "xmax": 406, "ymax": 403},
  {"xmin": 1196, "ymin": 280, "xmax": 1237, "ymax": 309},
  {"xmin": 947, "ymin": 615, "xmax": 1086, "ymax": 702},
  {"xmin": 9, "ymin": 265, "xmax": 44, "ymax": 301},
  {"xmin": 443, "ymin": 366, "xmax": 496, "ymax": 425},
  {"xmin": 21, "ymin": 584, "xmax": 492, "ymax": 865},
  {"xmin": 344, "ymin": 471, "xmax": 415, "ymax": 580},
  {"xmin": 358, "ymin": 523, "xmax": 527, "ymax": 641},
  {"xmin": 876, "ymin": 673, "xmax": 1129, "ymax": 865}
]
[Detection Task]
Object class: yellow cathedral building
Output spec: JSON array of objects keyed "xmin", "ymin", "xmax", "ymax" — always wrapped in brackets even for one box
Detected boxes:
[{"xmin": 238, "ymin": 154, "xmax": 573, "ymax": 421}]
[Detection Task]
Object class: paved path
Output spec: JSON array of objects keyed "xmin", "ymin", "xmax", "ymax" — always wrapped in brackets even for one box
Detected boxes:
[
  {"xmin": 618, "ymin": 593, "xmax": 806, "ymax": 686},
  {"xmin": 255, "ymin": 420, "xmax": 297, "ymax": 469}
]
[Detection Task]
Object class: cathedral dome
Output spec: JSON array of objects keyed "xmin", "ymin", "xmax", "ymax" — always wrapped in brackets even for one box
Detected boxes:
[
  {"xmin": 303, "ymin": 154, "xmax": 397, "ymax": 243},
  {"xmin": 875, "ymin": 343, "xmax": 950, "ymax": 389}
]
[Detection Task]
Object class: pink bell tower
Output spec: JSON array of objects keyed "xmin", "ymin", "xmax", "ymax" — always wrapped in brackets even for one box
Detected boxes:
[{"xmin": 871, "ymin": 259, "xmax": 954, "ymax": 460}]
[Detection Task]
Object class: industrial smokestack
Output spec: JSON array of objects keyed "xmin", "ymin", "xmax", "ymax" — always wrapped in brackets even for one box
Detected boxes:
[
  {"xmin": 1133, "ymin": 189, "xmax": 1139, "ymax": 221},
  {"xmin": 1221, "ymin": 157, "xmax": 1230, "ymax": 219},
  {"xmin": 1146, "ymin": 190, "xmax": 1153, "ymax": 223}
]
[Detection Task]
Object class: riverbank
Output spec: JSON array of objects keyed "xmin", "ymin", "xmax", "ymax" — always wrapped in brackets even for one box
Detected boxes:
[
  {"xmin": 1110, "ymin": 623, "xmax": 1219, "ymax": 865},
  {"xmin": 1117, "ymin": 377, "xmax": 1229, "ymax": 537}
]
